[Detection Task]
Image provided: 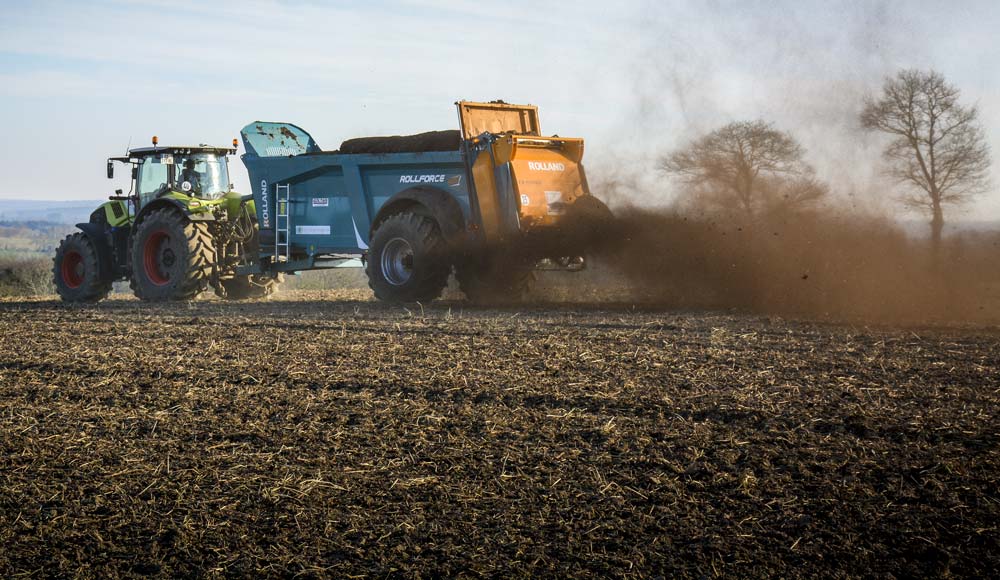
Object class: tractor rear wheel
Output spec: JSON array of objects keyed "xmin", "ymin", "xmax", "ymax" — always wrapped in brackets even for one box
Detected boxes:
[
  {"xmin": 130, "ymin": 209, "xmax": 214, "ymax": 301},
  {"xmin": 457, "ymin": 258, "xmax": 535, "ymax": 304},
  {"xmin": 215, "ymin": 274, "xmax": 284, "ymax": 300},
  {"xmin": 53, "ymin": 233, "xmax": 112, "ymax": 303},
  {"xmin": 365, "ymin": 212, "xmax": 450, "ymax": 303}
]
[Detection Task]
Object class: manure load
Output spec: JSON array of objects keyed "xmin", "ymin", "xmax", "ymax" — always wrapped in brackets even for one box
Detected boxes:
[{"xmin": 338, "ymin": 130, "xmax": 462, "ymax": 154}]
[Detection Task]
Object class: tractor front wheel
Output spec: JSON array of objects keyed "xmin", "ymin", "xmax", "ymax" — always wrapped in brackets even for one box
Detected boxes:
[
  {"xmin": 53, "ymin": 233, "xmax": 112, "ymax": 303},
  {"xmin": 130, "ymin": 209, "xmax": 214, "ymax": 301},
  {"xmin": 365, "ymin": 212, "xmax": 450, "ymax": 303}
]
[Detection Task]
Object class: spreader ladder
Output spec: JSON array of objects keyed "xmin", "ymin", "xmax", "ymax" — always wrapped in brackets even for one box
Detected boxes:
[{"xmin": 275, "ymin": 184, "xmax": 291, "ymax": 262}]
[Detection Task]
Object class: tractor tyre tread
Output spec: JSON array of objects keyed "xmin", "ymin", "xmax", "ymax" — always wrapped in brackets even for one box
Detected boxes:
[
  {"xmin": 53, "ymin": 232, "xmax": 112, "ymax": 303},
  {"xmin": 130, "ymin": 208, "xmax": 214, "ymax": 302}
]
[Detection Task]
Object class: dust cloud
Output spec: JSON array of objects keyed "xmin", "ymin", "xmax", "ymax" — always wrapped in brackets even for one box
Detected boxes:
[
  {"xmin": 563, "ymin": 196, "xmax": 1000, "ymax": 325},
  {"xmin": 550, "ymin": 2, "xmax": 999, "ymax": 325}
]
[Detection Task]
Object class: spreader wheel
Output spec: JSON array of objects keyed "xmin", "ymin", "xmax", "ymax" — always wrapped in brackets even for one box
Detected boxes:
[
  {"xmin": 457, "ymin": 258, "xmax": 535, "ymax": 305},
  {"xmin": 365, "ymin": 212, "xmax": 450, "ymax": 303}
]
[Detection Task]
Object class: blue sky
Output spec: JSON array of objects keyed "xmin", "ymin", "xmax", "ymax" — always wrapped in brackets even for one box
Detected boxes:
[{"xmin": 1, "ymin": 0, "xmax": 999, "ymax": 219}]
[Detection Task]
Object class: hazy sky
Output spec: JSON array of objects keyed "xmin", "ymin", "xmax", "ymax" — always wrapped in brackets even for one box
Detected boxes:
[{"xmin": 1, "ymin": 0, "xmax": 999, "ymax": 219}]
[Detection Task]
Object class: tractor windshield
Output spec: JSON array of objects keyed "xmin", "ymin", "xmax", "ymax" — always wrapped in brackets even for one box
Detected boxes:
[{"xmin": 172, "ymin": 153, "xmax": 230, "ymax": 199}]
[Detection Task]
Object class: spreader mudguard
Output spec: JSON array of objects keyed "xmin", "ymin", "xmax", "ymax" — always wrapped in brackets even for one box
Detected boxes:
[{"xmin": 371, "ymin": 186, "xmax": 467, "ymax": 243}]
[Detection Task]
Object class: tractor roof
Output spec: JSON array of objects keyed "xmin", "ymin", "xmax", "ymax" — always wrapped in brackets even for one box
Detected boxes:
[{"xmin": 126, "ymin": 145, "xmax": 237, "ymax": 157}]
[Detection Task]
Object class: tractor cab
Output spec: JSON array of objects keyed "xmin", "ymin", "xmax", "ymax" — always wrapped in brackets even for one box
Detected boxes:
[{"xmin": 108, "ymin": 137, "xmax": 238, "ymax": 212}]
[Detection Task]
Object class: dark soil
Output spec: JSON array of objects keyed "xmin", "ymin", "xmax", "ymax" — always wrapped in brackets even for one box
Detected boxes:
[
  {"xmin": 338, "ymin": 130, "xmax": 461, "ymax": 154},
  {"xmin": 1, "ymin": 291, "xmax": 997, "ymax": 578}
]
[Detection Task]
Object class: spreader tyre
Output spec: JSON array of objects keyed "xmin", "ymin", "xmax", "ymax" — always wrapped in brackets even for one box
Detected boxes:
[
  {"xmin": 130, "ymin": 208, "xmax": 214, "ymax": 301},
  {"xmin": 457, "ymin": 259, "xmax": 535, "ymax": 305},
  {"xmin": 366, "ymin": 212, "xmax": 450, "ymax": 303},
  {"xmin": 559, "ymin": 195, "xmax": 617, "ymax": 256},
  {"xmin": 53, "ymin": 233, "xmax": 112, "ymax": 303}
]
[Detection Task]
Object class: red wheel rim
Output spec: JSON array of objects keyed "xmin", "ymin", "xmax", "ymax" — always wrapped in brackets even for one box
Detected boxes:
[
  {"xmin": 143, "ymin": 230, "xmax": 171, "ymax": 286},
  {"xmin": 61, "ymin": 250, "xmax": 84, "ymax": 289}
]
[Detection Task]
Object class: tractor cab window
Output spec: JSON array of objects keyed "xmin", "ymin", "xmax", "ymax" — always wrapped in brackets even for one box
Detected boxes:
[
  {"xmin": 172, "ymin": 153, "xmax": 229, "ymax": 199},
  {"xmin": 136, "ymin": 156, "xmax": 170, "ymax": 206}
]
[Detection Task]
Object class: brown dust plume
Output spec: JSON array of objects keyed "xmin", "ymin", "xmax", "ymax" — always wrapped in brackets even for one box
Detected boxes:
[{"xmin": 555, "ymin": 196, "xmax": 1000, "ymax": 325}]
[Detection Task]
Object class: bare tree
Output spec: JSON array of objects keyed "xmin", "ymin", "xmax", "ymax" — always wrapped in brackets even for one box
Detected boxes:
[
  {"xmin": 661, "ymin": 120, "xmax": 825, "ymax": 220},
  {"xmin": 759, "ymin": 174, "xmax": 829, "ymax": 215},
  {"xmin": 861, "ymin": 69, "xmax": 991, "ymax": 249}
]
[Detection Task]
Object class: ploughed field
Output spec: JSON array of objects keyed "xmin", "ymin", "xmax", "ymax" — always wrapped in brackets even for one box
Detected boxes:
[{"xmin": 1, "ymin": 291, "xmax": 997, "ymax": 578}]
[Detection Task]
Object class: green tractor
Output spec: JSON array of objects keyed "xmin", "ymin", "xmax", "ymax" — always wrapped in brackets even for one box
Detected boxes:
[{"xmin": 53, "ymin": 137, "xmax": 282, "ymax": 303}]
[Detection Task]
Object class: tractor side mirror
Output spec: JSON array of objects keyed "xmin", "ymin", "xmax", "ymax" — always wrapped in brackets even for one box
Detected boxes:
[
  {"xmin": 131, "ymin": 166, "xmax": 138, "ymax": 179},
  {"xmin": 107, "ymin": 161, "xmax": 114, "ymax": 179}
]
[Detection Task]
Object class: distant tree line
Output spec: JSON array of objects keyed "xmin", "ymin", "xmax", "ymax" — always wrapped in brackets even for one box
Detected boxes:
[{"xmin": 661, "ymin": 69, "xmax": 992, "ymax": 252}]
